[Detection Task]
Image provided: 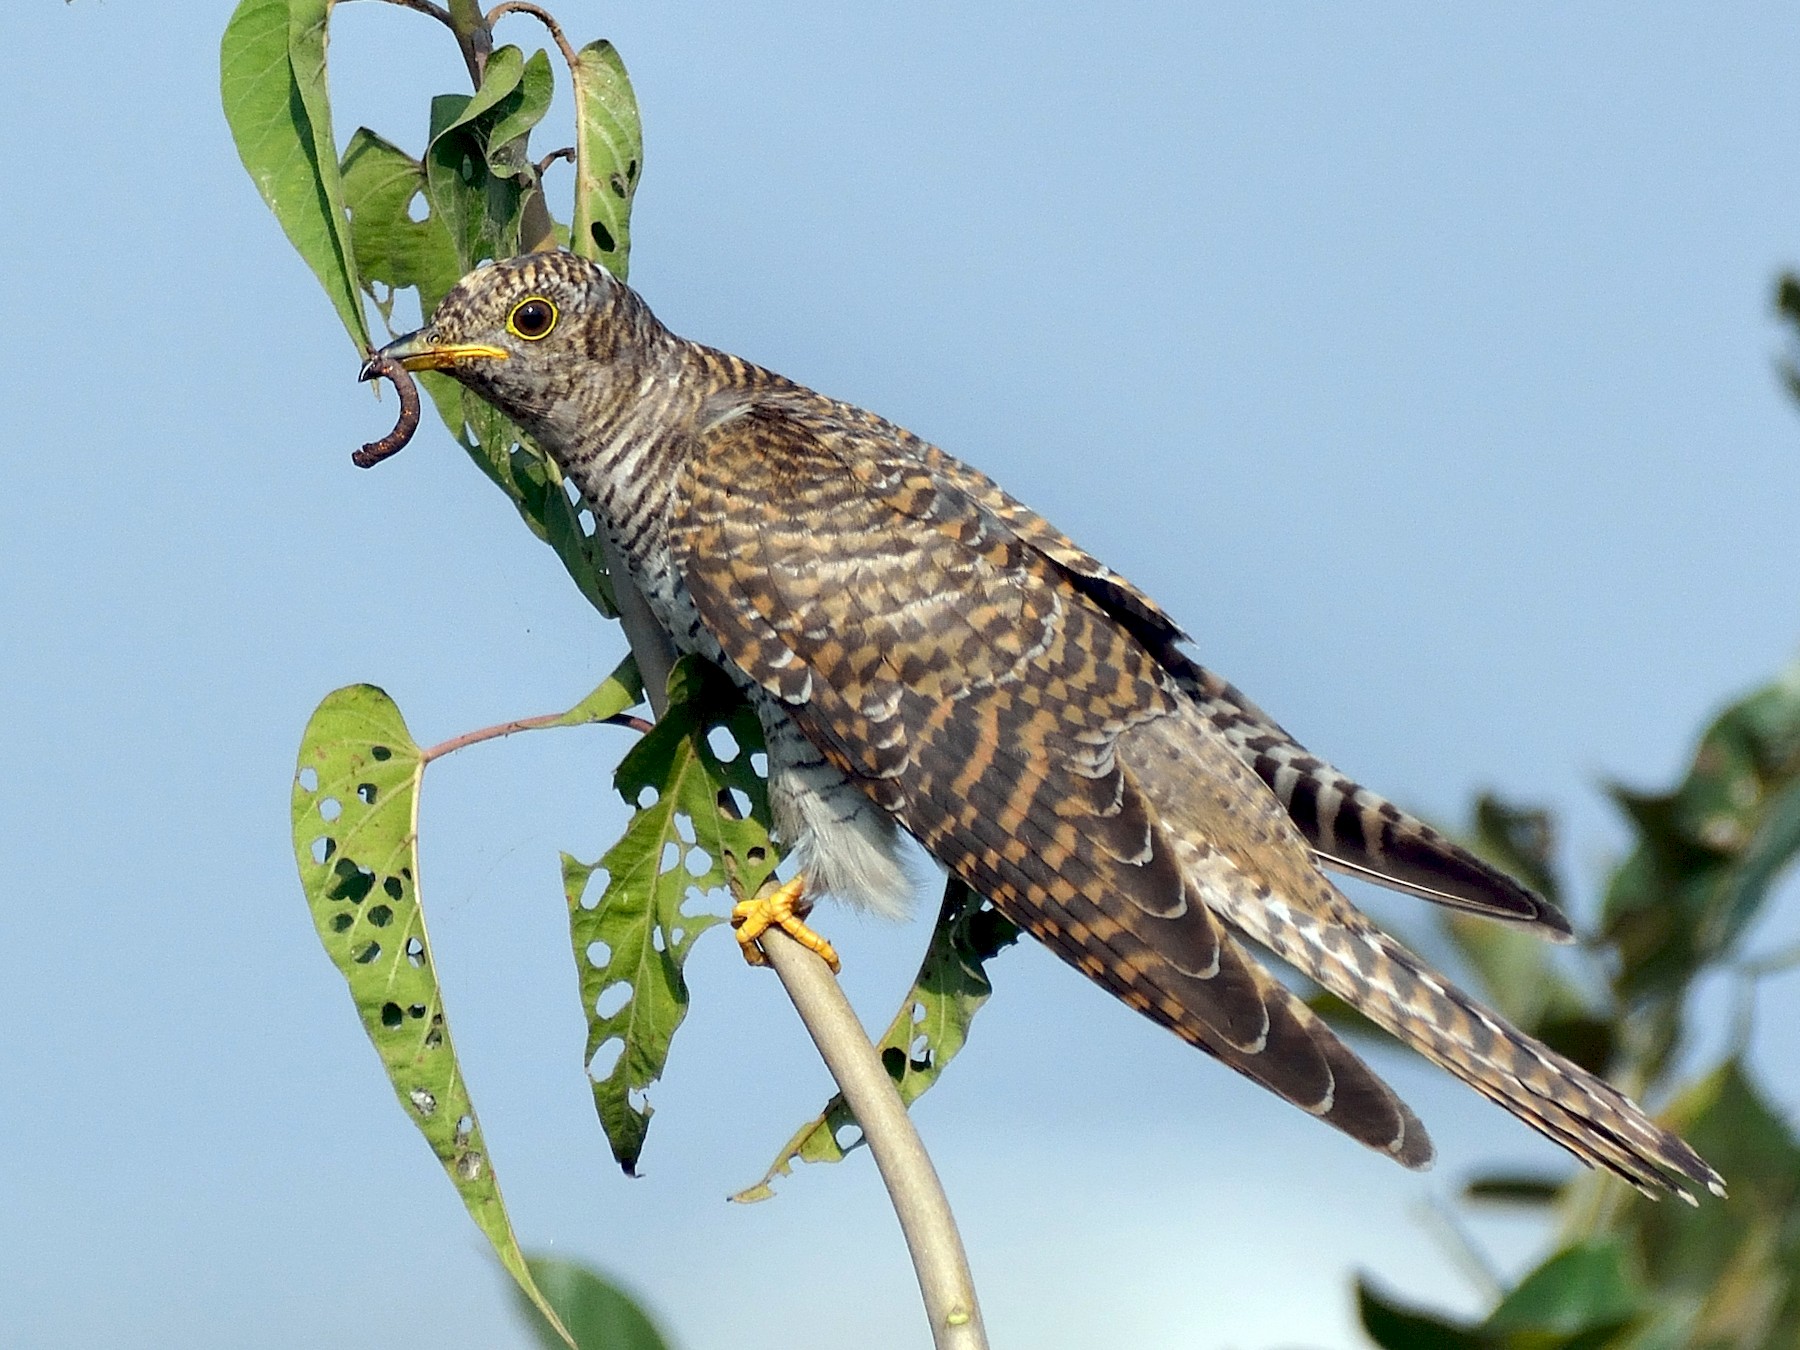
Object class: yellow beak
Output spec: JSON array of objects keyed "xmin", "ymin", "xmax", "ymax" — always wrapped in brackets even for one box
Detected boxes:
[{"xmin": 362, "ymin": 330, "xmax": 509, "ymax": 377}]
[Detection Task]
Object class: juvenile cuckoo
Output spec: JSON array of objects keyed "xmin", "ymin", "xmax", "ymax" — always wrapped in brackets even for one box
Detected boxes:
[{"xmin": 371, "ymin": 251, "xmax": 1721, "ymax": 1200}]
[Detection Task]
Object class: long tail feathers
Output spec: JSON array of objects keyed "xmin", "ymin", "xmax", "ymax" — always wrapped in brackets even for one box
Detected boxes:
[
  {"xmin": 1020, "ymin": 907, "xmax": 1435, "ymax": 1169},
  {"xmin": 1224, "ymin": 882, "xmax": 1726, "ymax": 1203},
  {"xmin": 1168, "ymin": 655, "xmax": 1576, "ymax": 941}
]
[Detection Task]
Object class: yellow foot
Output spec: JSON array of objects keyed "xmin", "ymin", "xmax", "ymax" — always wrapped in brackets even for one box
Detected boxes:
[{"xmin": 731, "ymin": 876, "xmax": 840, "ymax": 973}]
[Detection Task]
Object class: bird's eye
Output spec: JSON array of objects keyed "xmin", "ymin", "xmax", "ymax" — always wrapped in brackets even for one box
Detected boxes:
[{"xmin": 508, "ymin": 297, "xmax": 558, "ymax": 340}]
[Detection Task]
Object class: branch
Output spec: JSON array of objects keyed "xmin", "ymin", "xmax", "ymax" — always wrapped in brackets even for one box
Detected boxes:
[
  {"xmin": 446, "ymin": 0, "xmax": 493, "ymax": 85},
  {"xmin": 760, "ymin": 926, "xmax": 989, "ymax": 1350},
  {"xmin": 599, "ymin": 533, "xmax": 678, "ymax": 718},
  {"xmin": 420, "ymin": 709, "xmax": 650, "ymax": 763},
  {"xmin": 354, "ymin": 0, "xmax": 455, "ymax": 28},
  {"xmin": 486, "ymin": 1, "xmax": 580, "ymax": 70}
]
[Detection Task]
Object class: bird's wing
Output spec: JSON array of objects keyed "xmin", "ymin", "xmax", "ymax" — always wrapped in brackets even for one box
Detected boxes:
[
  {"xmin": 919, "ymin": 446, "xmax": 1573, "ymax": 939},
  {"xmin": 670, "ymin": 401, "xmax": 1721, "ymax": 1199},
  {"xmin": 671, "ymin": 400, "xmax": 1430, "ymax": 1166}
]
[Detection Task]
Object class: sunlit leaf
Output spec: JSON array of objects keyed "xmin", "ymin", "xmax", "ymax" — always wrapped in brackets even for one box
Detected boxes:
[
  {"xmin": 732, "ymin": 880, "xmax": 1020, "ymax": 1203},
  {"xmin": 552, "ymin": 656, "xmax": 644, "ymax": 729},
  {"xmin": 510, "ymin": 1256, "xmax": 673, "ymax": 1350},
  {"xmin": 221, "ymin": 0, "xmax": 370, "ymax": 349},
  {"xmin": 566, "ymin": 658, "xmax": 778, "ymax": 1173},
  {"xmin": 569, "ymin": 39, "xmax": 642, "ymax": 278},
  {"xmin": 340, "ymin": 128, "xmax": 463, "ymax": 330},
  {"xmin": 487, "ymin": 48, "xmax": 556, "ymax": 180},
  {"xmin": 291, "ymin": 685, "xmax": 572, "ymax": 1348}
]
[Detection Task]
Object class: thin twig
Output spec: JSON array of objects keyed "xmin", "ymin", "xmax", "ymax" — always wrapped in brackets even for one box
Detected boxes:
[
  {"xmin": 760, "ymin": 926, "xmax": 988, "ymax": 1350},
  {"xmin": 349, "ymin": 0, "xmax": 456, "ymax": 30},
  {"xmin": 486, "ymin": 1, "xmax": 581, "ymax": 70},
  {"xmin": 420, "ymin": 710, "xmax": 650, "ymax": 763},
  {"xmin": 537, "ymin": 146, "xmax": 576, "ymax": 176}
]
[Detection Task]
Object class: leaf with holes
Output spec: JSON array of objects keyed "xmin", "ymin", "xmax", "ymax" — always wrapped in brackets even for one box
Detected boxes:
[
  {"xmin": 566, "ymin": 657, "xmax": 778, "ymax": 1174},
  {"xmin": 340, "ymin": 127, "xmax": 464, "ymax": 333},
  {"xmin": 569, "ymin": 39, "xmax": 642, "ymax": 279},
  {"xmin": 292, "ymin": 684, "xmax": 572, "ymax": 1349},
  {"xmin": 732, "ymin": 879, "xmax": 1019, "ymax": 1203},
  {"xmin": 221, "ymin": 0, "xmax": 370, "ymax": 350}
]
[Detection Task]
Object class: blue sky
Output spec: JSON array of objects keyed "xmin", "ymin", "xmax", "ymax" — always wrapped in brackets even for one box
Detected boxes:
[{"xmin": 5, "ymin": 3, "xmax": 1799, "ymax": 1348}]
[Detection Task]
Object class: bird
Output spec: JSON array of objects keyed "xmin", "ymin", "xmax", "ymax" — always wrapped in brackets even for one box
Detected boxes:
[{"xmin": 368, "ymin": 249, "xmax": 1723, "ymax": 1202}]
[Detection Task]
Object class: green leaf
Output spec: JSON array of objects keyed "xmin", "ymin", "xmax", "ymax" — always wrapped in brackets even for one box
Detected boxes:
[
  {"xmin": 1464, "ymin": 1173, "xmax": 1568, "ymax": 1207},
  {"xmin": 340, "ymin": 128, "xmax": 464, "ymax": 330},
  {"xmin": 732, "ymin": 879, "xmax": 1019, "ymax": 1203},
  {"xmin": 566, "ymin": 658, "xmax": 778, "ymax": 1173},
  {"xmin": 1705, "ymin": 775, "xmax": 1800, "ymax": 955},
  {"xmin": 1469, "ymin": 792, "xmax": 1565, "ymax": 910},
  {"xmin": 454, "ymin": 400, "xmax": 618, "ymax": 618},
  {"xmin": 1357, "ymin": 1280, "xmax": 1492, "ymax": 1350},
  {"xmin": 426, "ymin": 75, "xmax": 527, "ymax": 273},
  {"xmin": 221, "ymin": 0, "xmax": 371, "ymax": 349},
  {"xmin": 1624, "ymin": 1059, "xmax": 1800, "ymax": 1343},
  {"xmin": 291, "ymin": 685, "xmax": 572, "ymax": 1349},
  {"xmin": 510, "ymin": 1256, "xmax": 674, "ymax": 1350},
  {"xmin": 551, "ymin": 656, "xmax": 644, "ymax": 728},
  {"xmin": 569, "ymin": 40, "xmax": 643, "ymax": 278},
  {"xmin": 1303, "ymin": 987, "xmax": 1387, "ymax": 1043},
  {"xmin": 487, "ymin": 48, "xmax": 556, "ymax": 180},
  {"xmin": 1603, "ymin": 660, "xmax": 1800, "ymax": 1001},
  {"xmin": 1484, "ymin": 1239, "xmax": 1646, "ymax": 1337}
]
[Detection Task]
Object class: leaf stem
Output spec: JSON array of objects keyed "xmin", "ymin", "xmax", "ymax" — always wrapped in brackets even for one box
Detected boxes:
[
  {"xmin": 421, "ymin": 710, "xmax": 650, "ymax": 763},
  {"xmin": 759, "ymin": 925, "xmax": 989, "ymax": 1350},
  {"xmin": 486, "ymin": 1, "xmax": 580, "ymax": 70}
]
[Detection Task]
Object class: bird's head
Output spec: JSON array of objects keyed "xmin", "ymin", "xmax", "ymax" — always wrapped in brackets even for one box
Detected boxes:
[{"xmin": 367, "ymin": 251, "xmax": 642, "ymax": 436}]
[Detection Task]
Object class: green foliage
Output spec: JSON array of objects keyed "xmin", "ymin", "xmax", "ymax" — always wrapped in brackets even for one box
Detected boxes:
[
  {"xmin": 510, "ymin": 1256, "xmax": 675, "ymax": 1350},
  {"xmin": 290, "ymin": 684, "xmax": 573, "ymax": 1347},
  {"xmin": 732, "ymin": 881, "xmax": 1021, "ymax": 1203},
  {"xmin": 1358, "ymin": 662, "xmax": 1800, "ymax": 1350},
  {"xmin": 568, "ymin": 40, "xmax": 643, "ymax": 277},
  {"xmin": 564, "ymin": 657, "xmax": 778, "ymax": 1174},
  {"xmin": 220, "ymin": 0, "xmax": 369, "ymax": 350}
]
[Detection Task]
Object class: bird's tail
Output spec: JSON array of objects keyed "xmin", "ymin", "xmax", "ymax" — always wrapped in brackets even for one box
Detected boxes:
[{"xmin": 1221, "ymin": 880, "xmax": 1724, "ymax": 1202}]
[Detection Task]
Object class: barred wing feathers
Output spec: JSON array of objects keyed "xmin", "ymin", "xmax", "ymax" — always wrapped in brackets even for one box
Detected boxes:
[
  {"xmin": 672, "ymin": 400, "xmax": 1428, "ymax": 1165},
  {"xmin": 917, "ymin": 444, "xmax": 1573, "ymax": 939},
  {"xmin": 669, "ymin": 399, "xmax": 1718, "ymax": 1198}
]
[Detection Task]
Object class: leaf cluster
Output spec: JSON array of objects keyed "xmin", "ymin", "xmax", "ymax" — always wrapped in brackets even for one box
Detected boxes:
[{"xmin": 1354, "ymin": 665, "xmax": 1800, "ymax": 1350}]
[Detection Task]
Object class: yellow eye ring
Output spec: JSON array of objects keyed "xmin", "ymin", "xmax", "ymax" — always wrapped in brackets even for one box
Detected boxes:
[{"xmin": 507, "ymin": 296, "xmax": 559, "ymax": 340}]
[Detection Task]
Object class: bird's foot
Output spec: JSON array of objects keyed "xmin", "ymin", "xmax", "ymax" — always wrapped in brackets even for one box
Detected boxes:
[{"xmin": 731, "ymin": 876, "xmax": 840, "ymax": 973}]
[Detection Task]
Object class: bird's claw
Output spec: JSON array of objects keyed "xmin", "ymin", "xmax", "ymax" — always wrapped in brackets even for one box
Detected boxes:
[{"xmin": 731, "ymin": 876, "xmax": 840, "ymax": 973}]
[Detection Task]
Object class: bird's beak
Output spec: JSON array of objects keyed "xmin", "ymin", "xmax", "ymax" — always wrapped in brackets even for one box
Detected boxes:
[{"xmin": 360, "ymin": 329, "xmax": 509, "ymax": 379}]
